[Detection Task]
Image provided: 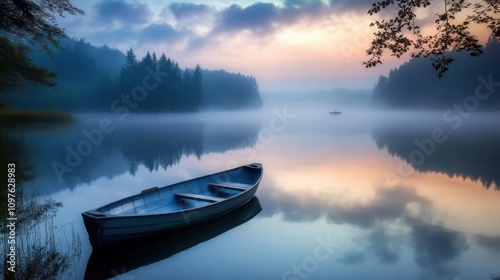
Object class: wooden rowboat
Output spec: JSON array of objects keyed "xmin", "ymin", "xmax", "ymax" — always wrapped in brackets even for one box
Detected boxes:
[
  {"xmin": 82, "ymin": 163, "xmax": 263, "ymax": 248},
  {"xmin": 85, "ymin": 196, "xmax": 262, "ymax": 279}
]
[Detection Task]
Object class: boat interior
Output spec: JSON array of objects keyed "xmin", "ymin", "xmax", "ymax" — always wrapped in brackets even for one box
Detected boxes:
[{"xmin": 96, "ymin": 166, "xmax": 261, "ymax": 216}]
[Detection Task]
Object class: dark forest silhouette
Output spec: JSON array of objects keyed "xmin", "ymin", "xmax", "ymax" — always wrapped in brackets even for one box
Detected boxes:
[
  {"xmin": 372, "ymin": 36, "xmax": 500, "ymax": 110},
  {"xmin": 203, "ymin": 70, "xmax": 262, "ymax": 110},
  {"xmin": 2, "ymin": 38, "xmax": 262, "ymax": 112}
]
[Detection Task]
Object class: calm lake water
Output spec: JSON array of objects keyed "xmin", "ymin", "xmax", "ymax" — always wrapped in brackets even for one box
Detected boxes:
[{"xmin": 3, "ymin": 106, "xmax": 500, "ymax": 280}]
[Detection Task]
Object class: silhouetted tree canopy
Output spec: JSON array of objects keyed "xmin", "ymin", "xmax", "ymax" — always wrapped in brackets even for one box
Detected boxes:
[
  {"xmin": 203, "ymin": 70, "xmax": 262, "ymax": 110},
  {"xmin": 0, "ymin": 0, "xmax": 83, "ymax": 91},
  {"xmin": 364, "ymin": 0, "xmax": 500, "ymax": 77},
  {"xmin": 2, "ymin": 39, "xmax": 262, "ymax": 112},
  {"xmin": 113, "ymin": 49, "xmax": 204, "ymax": 112},
  {"xmin": 372, "ymin": 36, "xmax": 500, "ymax": 109}
]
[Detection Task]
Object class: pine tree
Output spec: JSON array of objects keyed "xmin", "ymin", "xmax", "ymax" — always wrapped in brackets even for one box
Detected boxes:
[
  {"xmin": 152, "ymin": 52, "xmax": 158, "ymax": 70},
  {"xmin": 157, "ymin": 53, "xmax": 172, "ymax": 110},
  {"xmin": 192, "ymin": 65, "xmax": 203, "ymax": 110},
  {"xmin": 182, "ymin": 69, "xmax": 194, "ymax": 110},
  {"xmin": 141, "ymin": 51, "xmax": 154, "ymax": 70},
  {"xmin": 124, "ymin": 48, "xmax": 138, "ymax": 74},
  {"xmin": 117, "ymin": 48, "xmax": 140, "ymax": 100}
]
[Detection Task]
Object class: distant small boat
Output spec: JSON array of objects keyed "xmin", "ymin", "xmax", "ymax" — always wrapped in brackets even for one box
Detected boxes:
[
  {"xmin": 329, "ymin": 111, "xmax": 342, "ymax": 115},
  {"xmin": 82, "ymin": 163, "xmax": 263, "ymax": 248}
]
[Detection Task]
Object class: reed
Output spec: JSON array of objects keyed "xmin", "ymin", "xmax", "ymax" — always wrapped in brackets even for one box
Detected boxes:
[{"xmin": 0, "ymin": 192, "xmax": 81, "ymax": 279}]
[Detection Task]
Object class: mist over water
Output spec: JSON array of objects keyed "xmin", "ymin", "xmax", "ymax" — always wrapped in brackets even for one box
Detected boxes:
[
  {"xmin": 3, "ymin": 3, "xmax": 499, "ymax": 278},
  {"xmin": 2, "ymin": 92, "xmax": 499, "ymax": 279}
]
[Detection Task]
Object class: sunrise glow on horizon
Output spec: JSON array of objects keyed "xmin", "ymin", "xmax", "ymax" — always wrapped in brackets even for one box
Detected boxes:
[{"xmin": 59, "ymin": 0, "xmax": 494, "ymax": 91}]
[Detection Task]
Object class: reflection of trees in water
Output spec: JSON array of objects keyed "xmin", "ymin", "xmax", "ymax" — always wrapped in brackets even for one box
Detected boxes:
[
  {"xmin": 371, "ymin": 117, "xmax": 500, "ymax": 190},
  {"xmin": 118, "ymin": 120, "xmax": 260, "ymax": 174},
  {"xmin": 18, "ymin": 117, "xmax": 261, "ymax": 193},
  {"xmin": 120, "ymin": 122, "xmax": 205, "ymax": 175},
  {"xmin": 0, "ymin": 133, "xmax": 80, "ymax": 279}
]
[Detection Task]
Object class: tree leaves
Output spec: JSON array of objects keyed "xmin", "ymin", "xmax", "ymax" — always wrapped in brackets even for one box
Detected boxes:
[
  {"xmin": 0, "ymin": 0, "xmax": 83, "ymax": 91},
  {"xmin": 1, "ymin": 0, "xmax": 84, "ymax": 53},
  {"xmin": 0, "ymin": 37, "xmax": 57, "ymax": 90},
  {"xmin": 363, "ymin": 0, "xmax": 500, "ymax": 77}
]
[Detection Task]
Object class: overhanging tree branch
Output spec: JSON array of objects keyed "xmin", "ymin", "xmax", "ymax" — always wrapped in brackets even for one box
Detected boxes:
[
  {"xmin": 363, "ymin": 0, "xmax": 500, "ymax": 77},
  {"xmin": 0, "ymin": 0, "xmax": 83, "ymax": 91}
]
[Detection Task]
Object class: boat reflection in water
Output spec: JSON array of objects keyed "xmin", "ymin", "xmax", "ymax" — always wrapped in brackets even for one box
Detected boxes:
[{"xmin": 85, "ymin": 196, "xmax": 262, "ymax": 280}]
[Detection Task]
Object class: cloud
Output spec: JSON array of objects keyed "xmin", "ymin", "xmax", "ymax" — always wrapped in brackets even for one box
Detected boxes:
[
  {"xmin": 326, "ymin": 187, "xmax": 432, "ymax": 228},
  {"xmin": 94, "ymin": 0, "xmax": 151, "ymax": 27},
  {"xmin": 329, "ymin": 0, "xmax": 377, "ymax": 13},
  {"xmin": 281, "ymin": 0, "xmax": 331, "ymax": 23},
  {"xmin": 83, "ymin": 0, "xmax": 381, "ymax": 53},
  {"xmin": 210, "ymin": 0, "xmax": 335, "ymax": 36},
  {"xmin": 169, "ymin": 3, "xmax": 212, "ymax": 20},
  {"xmin": 213, "ymin": 3, "xmax": 279, "ymax": 35},
  {"xmin": 259, "ymin": 183, "xmax": 432, "ymax": 225},
  {"xmin": 367, "ymin": 227, "xmax": 402, "ymax": 264},
  {"xmin": 337, "ymin": 250, "xmax": 367, "ymax": 264},
  {"xmin": 475, "ymin": 234, "xmax": 500, "ymax": 255},
  {"xmin": 185, "ymin": 0, "xmax": 333, "ymax": 51},
  {"xmin": 138, "ymin": 23, "xmax": 182, "ymax": 44},
  {"xmin": 411, "ymin": 225, "xmax": 468, "ymax": 277},
  {"xmin": 258, "ymin": 182, "xmax": 470, "ymax": 276}
]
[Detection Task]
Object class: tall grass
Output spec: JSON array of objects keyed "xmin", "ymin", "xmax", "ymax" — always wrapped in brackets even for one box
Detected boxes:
[{"xmin": 0, "ymin": 192, "xmax": 81, "ymax": 279}]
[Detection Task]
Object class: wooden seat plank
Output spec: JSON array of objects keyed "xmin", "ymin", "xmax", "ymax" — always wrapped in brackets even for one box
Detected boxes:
[
  {"xmin": 208, "ymin": 182, "xmax": 250, "ymax": 192},
  {"xmin": 175, "ymin": 193, "xmax": 224, "ymax": 203}
]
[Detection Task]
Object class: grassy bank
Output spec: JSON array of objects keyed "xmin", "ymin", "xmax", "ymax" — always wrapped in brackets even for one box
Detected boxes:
[{"xmin": 0, "ymin": 109, "xmax": 75, "ymax": 125}]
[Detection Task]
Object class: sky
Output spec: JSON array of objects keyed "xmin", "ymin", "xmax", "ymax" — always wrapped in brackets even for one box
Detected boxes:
[{"xmin": 56, "ymin": 0, "xmax": 483, "ymax": 91}]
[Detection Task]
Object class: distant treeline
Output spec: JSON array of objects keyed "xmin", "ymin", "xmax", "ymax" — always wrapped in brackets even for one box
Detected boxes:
[
  {"xmin": 3, "ymin": 38, "xmax": 262, "ymax": 112},
  {"xmin": 372, "ymin": 36, "xmax": 500, "ymax": 110},
  {"xmin": 105, "ymin": 48, "xmax": 204, "ymax": 112},
  {"xmin": 203, "ymin": 70, "xmax": 262, "ymax": 110}
]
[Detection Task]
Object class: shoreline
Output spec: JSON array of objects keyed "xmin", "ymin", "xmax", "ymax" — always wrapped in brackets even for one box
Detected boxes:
[{"xmin": 0, "ymin": 109, "xmax": 75, "ymax": 125}]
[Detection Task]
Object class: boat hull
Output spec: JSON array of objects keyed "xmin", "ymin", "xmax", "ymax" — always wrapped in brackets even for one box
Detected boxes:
[
  {"xmin": 82, "ymin": 163, "xmax": 263, "ymax": 248},
  {"xmin": 85, "ymin": 197, "xmax": 262, "ymax": 279}
]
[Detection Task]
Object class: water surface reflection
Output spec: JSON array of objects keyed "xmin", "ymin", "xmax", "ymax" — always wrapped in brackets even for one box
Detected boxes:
[
  {"xmin": 2, "ymin": 111, "xmax": 499, "ymax": 279},
  {"xmin": 372, "ymin": 112, "xmax": 500, "ymax": 190},
  {"xmin": 13, "ymin": 113, "xmax": 261, "ymax": 194}
]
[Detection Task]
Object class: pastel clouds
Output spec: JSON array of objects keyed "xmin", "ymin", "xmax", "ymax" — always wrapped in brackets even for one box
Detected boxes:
[
  {"xmin": 94, "ymin": 0, "xmax": 151, "ymax": 27},
  {"xmin": 74, "ymin": 0, "xmax": 375, "ymax": 51},
  {"xmin": 61, "ymin": 0, "xmax": 402, "ymax": 90}
]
